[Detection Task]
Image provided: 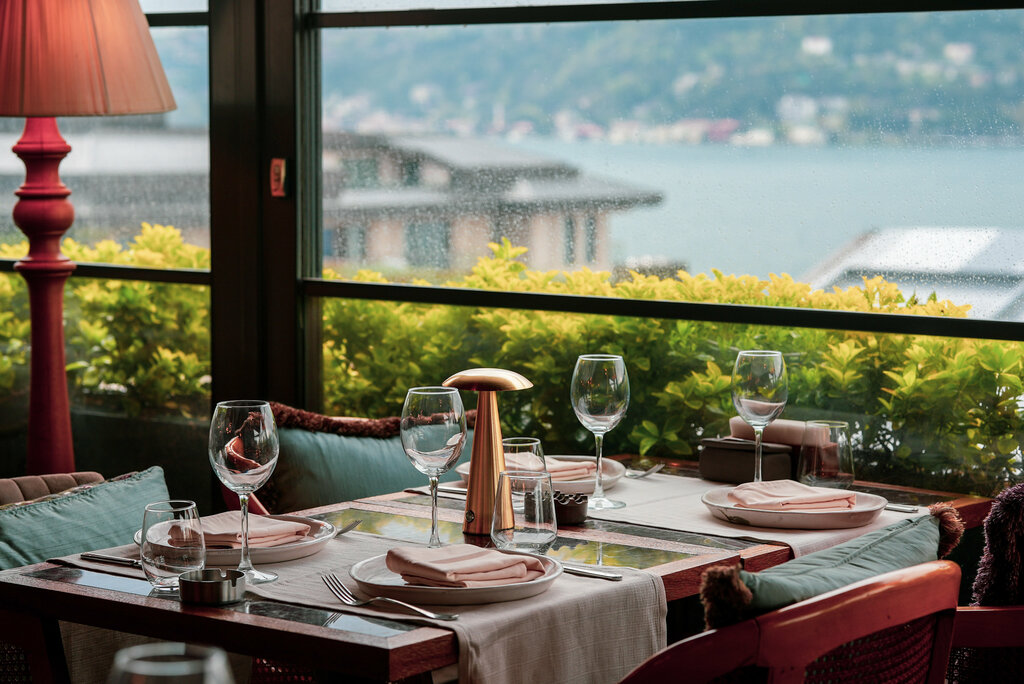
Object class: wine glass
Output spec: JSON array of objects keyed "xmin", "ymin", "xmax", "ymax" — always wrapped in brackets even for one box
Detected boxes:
[
  {"xmin": 571, "ymin": 354, "xmax": 630, "ymax": 510},
  {"xmin": 401, "ymin": 386, "xmax": 467, "ymax": 548},
  {"xmin": 108, "ymin": 642, "xmax": 234, "ymax": 683},
  {"xmin": 208, "ymin": 400, "xmax": 279, "ymax": 584},
  {"xmin": 731, "ymin": 350, "xmax": 789, "ymax": 483}
]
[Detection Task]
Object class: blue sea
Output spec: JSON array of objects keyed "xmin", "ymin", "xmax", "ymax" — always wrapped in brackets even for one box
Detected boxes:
[{"xmin": 509, "ymin": 139, "xmax": 1024, "ymax": 281}]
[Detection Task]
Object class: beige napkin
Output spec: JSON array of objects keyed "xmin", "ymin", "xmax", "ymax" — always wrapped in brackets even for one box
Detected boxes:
[
  {"xmin": 385, "ymin": 544, "xmax": 547, "ymax": 587},
  {"xmin": 728, "ymin": 479, "xmax": 857, "ymax": 510},
  {"xmin": 501, "ymin": 453, "xmax": 598, "ymax": 481},
  {"xmin": 170, "ymin": 511, "xmax": 311, "ymax": 548}
]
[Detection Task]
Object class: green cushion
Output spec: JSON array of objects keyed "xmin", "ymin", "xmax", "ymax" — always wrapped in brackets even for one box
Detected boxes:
[
  {"xmin": 0, "ymin": 466, "xmax": 170, "ymax": 570},
  {"xmin": 745, "ymin": 514, "xmax": 941, "ymax": 612},
  {"xmin": 264, "ymin": 429, "xmax": 474, "ymax": 513}
]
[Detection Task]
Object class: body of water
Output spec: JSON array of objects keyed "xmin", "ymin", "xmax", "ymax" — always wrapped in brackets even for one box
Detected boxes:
[{"xmin": 511, "ymin": 139, "xmax": 1024, "ymax": 282}]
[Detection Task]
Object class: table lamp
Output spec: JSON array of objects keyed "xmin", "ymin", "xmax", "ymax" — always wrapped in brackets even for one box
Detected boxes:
[
  {"xmin": 0, "ymin": 0, "xmax": 176, "ymax": 474},
  {"xmin": 443, "ymin": 368, "xmax": 532, "ymax": 536}
]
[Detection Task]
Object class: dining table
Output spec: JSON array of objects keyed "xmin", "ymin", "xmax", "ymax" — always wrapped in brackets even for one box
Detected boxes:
[{"xmin": 0, "ymin": 460, "xmax": 991, "ymax": 684}]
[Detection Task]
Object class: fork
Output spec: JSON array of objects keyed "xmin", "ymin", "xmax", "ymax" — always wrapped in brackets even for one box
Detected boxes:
[
  {"xmin": 625, "ymin": 462, "xmax": 665, "ymax": 479},
  {"xmin": 321, "ymin": 573, "xmax": 459, "ymax": 621}
]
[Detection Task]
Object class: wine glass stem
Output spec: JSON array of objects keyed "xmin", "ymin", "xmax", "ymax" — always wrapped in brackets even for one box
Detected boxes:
[
  {"xmin": 753, "ymin": 427, "xmax": 764, "ymax": 483},
  {"xmin": 592, "ymin": 432, "xmax": 606, "ymax": 500},
  {"xmin": 237, "ymin": 492, "xmax": 255, "ymax": 574},
  {"xmin": 428, "ymin": 476, "xmax": 441, "ymax": 548}
]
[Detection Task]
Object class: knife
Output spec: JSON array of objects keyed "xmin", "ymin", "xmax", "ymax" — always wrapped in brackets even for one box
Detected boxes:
[
  {"xmin": 561, "ymin": 564, "xmax": 623, "ymax": 581},
  {"xmin": 80, "ymin": 552, "xmax": 142, "ymax": 568}
]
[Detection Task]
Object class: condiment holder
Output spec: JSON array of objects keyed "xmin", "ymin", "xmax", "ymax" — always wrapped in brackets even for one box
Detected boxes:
[
  {"xmin": 553, "ymin": 491, "xmax": 588, "ymax": 525},
  {"xmin": 178, "ymin": 569, "xmax": 246, "ymax": 605}
]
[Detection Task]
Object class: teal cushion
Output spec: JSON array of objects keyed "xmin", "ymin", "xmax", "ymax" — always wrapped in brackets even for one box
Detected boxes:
[
  {"xmin": 702, "ymin": 514, "xmax": 943, "ymax": 628},
  {"xmin": 0, "ymin": 466, "xmax": 170, "ymax": 570},
  {"xmin": 264, "ymin": 429, "xmax": 474, "ymax": 513},
  {"xmin": 744, "ymin": 514, "xmax": 941, "ymax": 611}
]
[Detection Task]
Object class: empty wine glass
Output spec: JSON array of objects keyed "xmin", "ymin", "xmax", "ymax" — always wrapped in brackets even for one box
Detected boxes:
[
  {"xmin": 208, "ymin": 400, "xmax": 279, "ymax": 584},
  {"xmin": 571, "ymin": 354, "xmax": 630, "ymax": 510},
  {"xmin": 731, "ymin": 350, "xmax": 788, "ymax": 483},
  {"xmin": 108, "ymin": 642, "xmax": 234, "ymax": 683},
  {"xmin": 401, "ymin": 386, "xmax": 467, "ymax": 548}
]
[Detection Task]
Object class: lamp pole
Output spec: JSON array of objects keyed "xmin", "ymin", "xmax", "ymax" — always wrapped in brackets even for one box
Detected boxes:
[{"xmin": 12, "ymin": 117, "xmax": 76, "ymax": 474}]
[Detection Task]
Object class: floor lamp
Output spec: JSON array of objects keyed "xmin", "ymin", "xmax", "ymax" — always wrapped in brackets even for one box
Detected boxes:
[{"xmin": 0, "ymin": 0, "xmax": 176, "ymax": 475}]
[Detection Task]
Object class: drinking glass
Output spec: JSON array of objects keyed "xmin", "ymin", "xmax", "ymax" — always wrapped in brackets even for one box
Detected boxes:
[
  {"xmin": 140, "ymin": 500, "xmax": 205, "ymax": 591},
  {"xmin": 401, "ymin": 386, "xmax": 467, "ymax": 548},
  {"xmin": 571, "ymin": 354, "xmax": 630, "ymax": 510},
  {"xmin": 490, "ymin": 470, "xmax": 557, "ymax": 553},
  {"xmin": 731, "ymin": 350, "xmax": 788, "ymax": 483},
  {"xmin": 798, "ymin": 420, "xmax": 855, "ymax": 488},
  {"xmin": 208, "ymin": 400, "xmax": 279, "ymax": 584},
  {"xmin": 502, "ymin": 436, "xmax": 547, "ymax": 472},
  {"xmin": 107, "ymin": 642, "xmax": 234, "ymax": 684}
]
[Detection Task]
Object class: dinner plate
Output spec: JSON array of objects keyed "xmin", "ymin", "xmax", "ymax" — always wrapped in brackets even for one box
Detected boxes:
[
  {"xmin": 701, "ymin": 486, "xmax": 888, "ymax": 529},
  {"xmin": 455, "ymin": 455, "xmax": 626, "ymax": 495},
  {"xmin": 135, "ymin": 515, "xmax": 337, "ymax": 566},
  {"xmin": 349, "ymin": 552, "xmax": 562, "ymax": 605}
]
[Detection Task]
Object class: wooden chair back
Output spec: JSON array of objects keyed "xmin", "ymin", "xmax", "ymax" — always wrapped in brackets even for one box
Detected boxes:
[{"xmin": 620, "ymin": 560, "xmax": 961, "ymax": 684}]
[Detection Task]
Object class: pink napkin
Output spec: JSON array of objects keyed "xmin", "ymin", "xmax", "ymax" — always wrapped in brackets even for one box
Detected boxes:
[
  {"xmin": 729, "ymin": 417, "xmax": 812, "ymax": 452},
  {"xmin": 171, "ymin": 511, "xmax": 312, "ymax": 548},
  {"xmin": 727, "ymin": 479, "xmax": 857, "ymax": 510},
  {"xmin": 503, "ymin": 453, "xmax": 597, "ymax": 481},
  {"xmin": 385, "ymin": 544, "xmax": 547, "ymax": 587}
]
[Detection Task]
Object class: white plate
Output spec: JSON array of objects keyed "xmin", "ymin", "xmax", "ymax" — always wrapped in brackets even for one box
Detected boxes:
[
  {"xmin": 701, "ymin": 486, "xmax": 887, "ymax": 530},
  {"xmin": 135, "ymin": 515, "xmax": 337, "ymax": 566},
  {"xmin": 349, "ymin": 552, "xmax": 562, "ymax": 605},
  {"xmin": 456, "ymin": 455, "xmax": 626, "ymax": 495}
]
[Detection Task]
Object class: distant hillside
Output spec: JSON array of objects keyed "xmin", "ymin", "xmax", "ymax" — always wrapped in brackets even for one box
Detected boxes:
[{"xmin": 320, "ymin": 11, "xmax": 1024, "ymax": 142}]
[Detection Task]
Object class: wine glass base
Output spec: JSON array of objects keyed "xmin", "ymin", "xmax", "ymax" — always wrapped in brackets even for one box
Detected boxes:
[
  {"xmin": 243, "ymin": 568, "xmax": 278, "ymax": 584},
  {"xmin": 588, "ymin": 496, "xmax": 626, "ymax": 510}
]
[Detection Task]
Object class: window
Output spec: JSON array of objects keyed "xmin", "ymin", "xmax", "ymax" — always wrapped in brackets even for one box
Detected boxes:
[
  {"xmin": 564, "ymin": 216, "xmax": 576, "ymax": 266},
  {"xmin": 585, "ymin": 215, "xmax": 597, "ymax": 264}
]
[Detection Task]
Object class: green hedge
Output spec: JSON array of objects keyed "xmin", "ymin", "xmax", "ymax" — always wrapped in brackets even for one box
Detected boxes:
[{"xmin": 2, "ymin": 229, "xmax": 1021, "ymax": 496}]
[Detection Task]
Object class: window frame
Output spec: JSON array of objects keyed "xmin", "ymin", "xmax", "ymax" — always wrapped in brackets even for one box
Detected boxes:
[{"xmin": 2, "ymin": 0, "xmax": 1023, "ymax": 423}]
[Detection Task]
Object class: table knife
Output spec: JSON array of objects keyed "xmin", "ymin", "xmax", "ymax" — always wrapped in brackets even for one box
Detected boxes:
[
  {"xmin": 561, "ymin": 564, "xmax": 623, "ymax": 581},
  {"xmin": 80, "ymin": 552, "xmax": 142, "ymax": 568}
]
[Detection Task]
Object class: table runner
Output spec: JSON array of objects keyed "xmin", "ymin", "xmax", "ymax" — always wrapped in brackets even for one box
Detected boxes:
[
  {"xmin": 52, "ymin": 530, "xmax": 666, "ymax": 684},
  {"xmin": 431, "ymin": 474, "xmax": 924, "ymax": 556}
]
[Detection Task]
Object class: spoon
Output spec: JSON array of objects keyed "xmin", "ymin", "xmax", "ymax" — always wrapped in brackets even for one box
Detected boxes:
[{"xmin": 625, "ymin": 463, "xmax": 664, "ymax": 479}]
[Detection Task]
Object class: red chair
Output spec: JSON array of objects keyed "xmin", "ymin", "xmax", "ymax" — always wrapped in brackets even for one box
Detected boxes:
[{"xmin": 620, "ymin": 560, "xmax": 961, "ymax": 684}]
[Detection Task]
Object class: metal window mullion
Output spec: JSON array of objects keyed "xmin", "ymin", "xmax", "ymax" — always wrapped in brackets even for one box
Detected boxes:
[
  {"xmin": 302, "ymin": 279, "xmax": 1024, "ymax": 342},
  {"xmin": 313, "ymin": 0, "xmax": 1024, "ymax": 29}
]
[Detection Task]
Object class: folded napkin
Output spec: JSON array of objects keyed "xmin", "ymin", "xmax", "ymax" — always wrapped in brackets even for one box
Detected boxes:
[
  {"xmin": 729, "ymin": 416, "xmax": 811, "ymax": 452},
  {"xmin": 727, "ymin": 479, "xmax": 857, "ymax": 510},
  {"xmin": 170, "ymin": 511, "xmax": 312, "ymax": 548},
  {"xmin": 502, "ymin": 453, "xmax": 598, "ymax": 481},
  {"xmin": 386, "ymin": 544, "xmax": 547, "ymax": 587}
]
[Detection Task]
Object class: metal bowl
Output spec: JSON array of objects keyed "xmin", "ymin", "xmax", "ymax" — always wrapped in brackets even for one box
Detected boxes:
[{"xmin": 178, "ymin": 569, "xmax": 246, "ymax": 605}]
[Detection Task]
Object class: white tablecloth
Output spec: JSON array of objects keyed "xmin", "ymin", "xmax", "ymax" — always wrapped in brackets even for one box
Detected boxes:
[
  {"xmin": 583, "ymin": 474, "xmax": 925, "ymax": 556},
  {"xmin": 53, "ymin": 530, "xmax": 666, "ymax": 684}
]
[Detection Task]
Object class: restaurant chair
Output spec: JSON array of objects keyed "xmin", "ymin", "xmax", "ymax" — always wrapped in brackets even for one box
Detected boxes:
[
  {"xmin": 620, "ymin": 560, "xmax": 961, "ymax": 684},
  {"xmin": 946, "ymin": 481, "xmax": 1024, "ymax": 683}
]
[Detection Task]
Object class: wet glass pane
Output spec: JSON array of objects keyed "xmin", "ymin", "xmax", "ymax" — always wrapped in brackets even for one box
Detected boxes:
[
  {"xmin": 320, "ymin": 12, "xmax": 1024, "ymax": 322},
  {"xmin": 0, "ymin": 27, "xmax": 209, "ymax": 254},
  {"xmin": 318, "ymin": 296, "xmax": 1024, "ymax": 496}
]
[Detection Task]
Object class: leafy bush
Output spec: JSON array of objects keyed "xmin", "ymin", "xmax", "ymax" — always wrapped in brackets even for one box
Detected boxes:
[{"xmin": 1, "ymin": 231, "xmax": 1020, "ymax": 495}]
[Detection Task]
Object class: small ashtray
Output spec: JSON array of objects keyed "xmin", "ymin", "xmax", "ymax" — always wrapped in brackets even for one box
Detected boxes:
[
  {"xmin": 178, "ymin": 569, "xmax": 246, "ymax": 605},
  {"xmin": 554, "ymin": 491, "xmax": 588, "ymax": 525}
]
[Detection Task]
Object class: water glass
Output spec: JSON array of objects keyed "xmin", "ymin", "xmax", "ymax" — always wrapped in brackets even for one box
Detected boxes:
[
  {"xmin": 107, "ymin": 642, "xmax": 234, "ymax": 683},
  {"xmin": 490, "ymin": 470, "xmax": 557, "ymax": 553},
  {"xmin": 502, "ymin": 436, "xmax": 547, "ymax": 472},
  {"xmin": 797, "ymin": 420, "xmax": 855, "ymax": 488},
  {"xmin": 140, "ymin": 500, "xmax": 205, "ymax": 591}
]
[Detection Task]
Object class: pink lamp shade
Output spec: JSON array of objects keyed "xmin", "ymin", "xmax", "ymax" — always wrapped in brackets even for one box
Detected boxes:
[{"xmin": 0, "ymin": 0, "xmax": 176, "ymax": 116}]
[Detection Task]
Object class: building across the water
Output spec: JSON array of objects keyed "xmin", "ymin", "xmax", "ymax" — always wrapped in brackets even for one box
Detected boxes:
[
  {"xmin": 805, "ymin": 226, "xmax": 1024, "ymax": 321},
  {"xmin": 322, "ymin": 132, "xmax": 663, "ymax": 272}
]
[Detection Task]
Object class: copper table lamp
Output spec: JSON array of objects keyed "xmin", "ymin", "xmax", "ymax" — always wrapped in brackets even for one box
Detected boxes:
[{"xmin": 443, "ymin": 368, "xmax": 532, "ymax": 536}]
